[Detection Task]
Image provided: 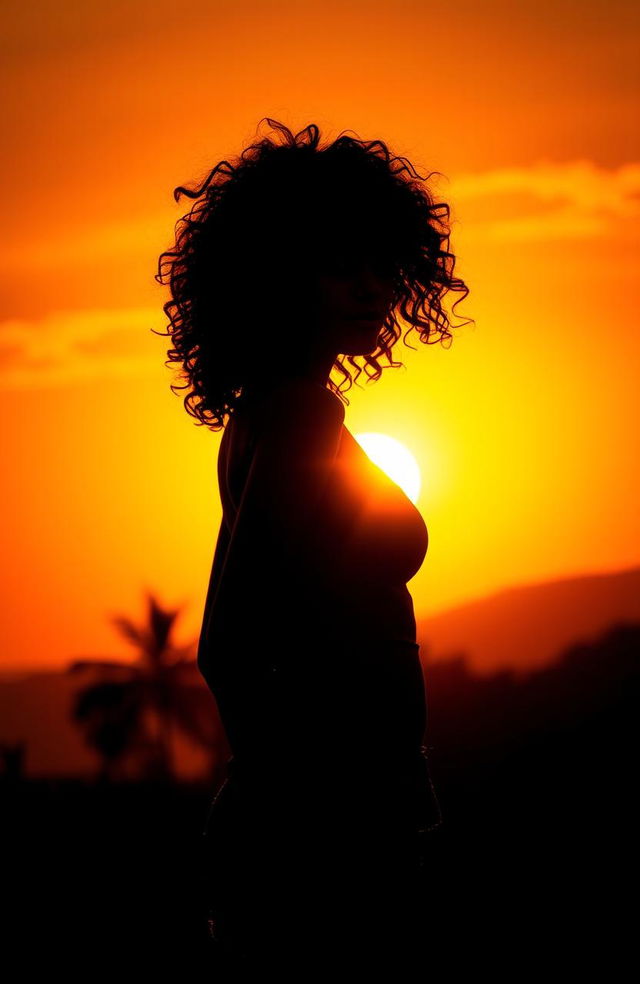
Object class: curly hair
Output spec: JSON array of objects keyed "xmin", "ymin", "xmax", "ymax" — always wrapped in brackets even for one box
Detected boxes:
[{"xmin": 154, "ymin": 117, "xmax": 473, "ymax": 431}]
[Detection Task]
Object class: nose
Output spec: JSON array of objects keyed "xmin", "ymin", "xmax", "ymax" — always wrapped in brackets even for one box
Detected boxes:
[{"xmin": 351, "ymin": 263, "xmax": 394, "ymax": 312}]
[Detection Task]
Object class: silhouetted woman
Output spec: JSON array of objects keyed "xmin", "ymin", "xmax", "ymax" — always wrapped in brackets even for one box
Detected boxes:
[{"xmin": 155, "ymin": 118, "xmax": 472, "ymax": 975}]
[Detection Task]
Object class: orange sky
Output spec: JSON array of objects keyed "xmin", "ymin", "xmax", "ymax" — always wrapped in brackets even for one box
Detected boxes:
[{"xmin": 1, "ymin": 0, "xmax": 638, "ymax": 673}]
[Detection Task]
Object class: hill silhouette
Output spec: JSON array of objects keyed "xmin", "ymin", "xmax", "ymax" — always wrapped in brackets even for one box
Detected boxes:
[
  {"xmin": 418, "ymin": 563, "xmax": 640, "ymax": 675},
  {"xmin": 1, "ymin": 565, "xmax": 638, "ymax": 780}
]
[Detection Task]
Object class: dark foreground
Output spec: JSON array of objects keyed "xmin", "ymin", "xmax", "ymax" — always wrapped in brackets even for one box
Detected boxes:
[
  {"xmin": 4, "ymin": 624, "xmax": 636, "ymax": 978},
  {"xmin": 3, "ymin": 753, "xmax": 630, "ymax": 979}
]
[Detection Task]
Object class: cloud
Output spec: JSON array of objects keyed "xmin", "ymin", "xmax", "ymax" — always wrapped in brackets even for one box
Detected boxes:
[
  {"xmin": 2, "ymin": 160, "xmax": 636, "ymax": 284},
  {"xmin": 0, "ymin": 307, "xmax": 165, "ymax": 389},
  {"xmin": 2, "ymin": 214, "xmax": 170, "ymax": 270},
  {"xmin": 1, "ymin": 159, "xmax": 638, "ymax": 389},
  {"xmin": 446, "ymin": 159, "xmax": 640, "ymax": 242}
]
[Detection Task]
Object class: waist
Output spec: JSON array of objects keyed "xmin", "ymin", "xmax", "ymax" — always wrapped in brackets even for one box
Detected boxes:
[
  {"xmin": 225, "ymin": 740, "xmax": 426, "ymax": 779},
  {"xmin": 211, "ymin": 745, "xmax": 442, "ymax": 831},
  {"xmin": 344, "ymin": 583, "xmax": 418, "ymax": 645}
]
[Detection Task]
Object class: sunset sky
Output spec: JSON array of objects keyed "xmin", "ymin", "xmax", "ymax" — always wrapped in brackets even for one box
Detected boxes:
[{"xmin": 1, "ymin": 0, "xmax": 638, "ymax": 674}]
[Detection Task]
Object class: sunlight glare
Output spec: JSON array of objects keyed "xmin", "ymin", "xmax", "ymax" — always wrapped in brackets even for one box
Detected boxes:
[{"xmin": 353, "ymin": 432, "xmax": 422, "ymax": 503}]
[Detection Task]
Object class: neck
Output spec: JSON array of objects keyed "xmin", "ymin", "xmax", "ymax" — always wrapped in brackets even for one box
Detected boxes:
[{"xmin": 245, "ymin": 349, "xmax": 338, "ymax": 398}]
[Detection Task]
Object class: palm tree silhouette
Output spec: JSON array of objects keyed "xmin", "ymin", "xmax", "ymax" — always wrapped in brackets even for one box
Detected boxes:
[{"xmin": 67, "ymin": 590, "xmax": 224, "ymax": 783}]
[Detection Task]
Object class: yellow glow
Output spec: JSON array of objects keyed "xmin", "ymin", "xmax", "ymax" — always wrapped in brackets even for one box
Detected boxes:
[
  {"xmin": 353, "ymin": 432, "xmax": 422, "ymax": 504},
  {"xmin": 1, "ymin": 1, "xmax": 637, "ymax": 680}
]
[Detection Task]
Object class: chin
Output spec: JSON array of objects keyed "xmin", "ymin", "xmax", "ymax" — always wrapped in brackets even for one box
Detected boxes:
[
  {"xmin": 361, "ymin": 337, "xmax": 381, "ymax": 356},
  {"xmin": 342, "ymin": 330, "xmax": 381, "ymax": 356}
]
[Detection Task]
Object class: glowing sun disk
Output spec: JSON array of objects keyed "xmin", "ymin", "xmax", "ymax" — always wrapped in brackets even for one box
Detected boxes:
[{"xmin": 353, "ymin": 432, "xmax": 421, "ymax": 503}]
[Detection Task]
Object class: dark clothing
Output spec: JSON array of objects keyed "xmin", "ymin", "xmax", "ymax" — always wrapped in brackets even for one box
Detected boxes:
[
  {"xmin": 201, "ymin": 747, "xmax": 439, "ymax": 974},
  {"xmin": 197, "ymin": 380, "xmax": 441, "ymax": 969}
]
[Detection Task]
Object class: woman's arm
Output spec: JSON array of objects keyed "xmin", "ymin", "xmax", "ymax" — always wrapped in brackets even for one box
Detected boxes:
[
  {"xmin": 199, "ymin": 378, "xmax": 347, "ymax": 661},
  {"xmin": 196, "ymin": 514, "xmax": 230, "ymax": 671}
]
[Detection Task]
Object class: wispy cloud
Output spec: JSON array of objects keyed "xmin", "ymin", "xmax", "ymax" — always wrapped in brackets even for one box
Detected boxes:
[
  {"xmin": 0, "ymin": 159, "xmax": 637, "ymax": 389},
  {"xmin": 447, "ymin": 160, "xmax": 640, "ymax": 241},
  {"xmin": 2, "ymin": 214, "xmax": 170, "ymax": 270},
  {"xmin": 0, "ymin": 307, "xmax": 164, "ymax": 389}
]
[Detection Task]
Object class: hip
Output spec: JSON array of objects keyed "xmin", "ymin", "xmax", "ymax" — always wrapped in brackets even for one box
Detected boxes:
[{"xmin": 201, "ymin": 744, "xmax": 441, "ymax": 855}]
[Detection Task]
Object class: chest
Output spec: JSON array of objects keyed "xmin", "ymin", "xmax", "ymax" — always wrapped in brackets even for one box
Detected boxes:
[{"xmin": 219, "ymin": 408, "xmax": 429, "ymax": 585}]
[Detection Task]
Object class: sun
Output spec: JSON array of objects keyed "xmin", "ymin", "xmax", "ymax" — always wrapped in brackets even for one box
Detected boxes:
[{"xmin": 353, "ymin": 432, "xmax": 422, "ymax": 503}]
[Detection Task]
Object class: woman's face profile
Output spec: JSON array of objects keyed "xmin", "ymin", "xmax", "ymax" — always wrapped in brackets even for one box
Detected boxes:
[{"xmin": 307, "ymin": 239, "xmax": 398, "ymax": 356}]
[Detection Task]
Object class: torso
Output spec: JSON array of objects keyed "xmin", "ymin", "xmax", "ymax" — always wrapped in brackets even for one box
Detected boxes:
[
  {"xmin": 199, "ymin": 392, "xmax": 433, "ymax": 792},
  {"xmin": 221, "ymin": 397, "xmax": 428, "ymax": 575},
  {"xmin": 215, "ymin": 396, "xmax": 428, "ymax": 651},
  {"xmin": 199, "ymin": 391, "xmax": 440, "ymax": 855}
]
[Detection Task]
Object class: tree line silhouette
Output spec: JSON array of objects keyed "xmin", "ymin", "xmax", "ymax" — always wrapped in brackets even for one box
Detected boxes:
[{"xmin": 55, "ymin": 590, "xmax": 637, "ymax": 810}]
